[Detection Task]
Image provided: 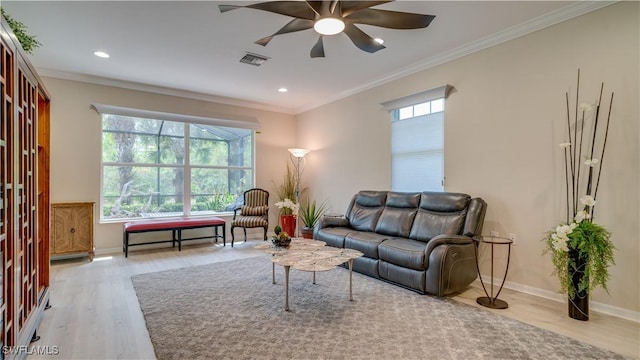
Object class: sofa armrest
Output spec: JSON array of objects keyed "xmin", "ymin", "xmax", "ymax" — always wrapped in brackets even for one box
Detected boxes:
[
  {"xmin": 316, "ymin": 215, "xmax": 350, "ymax": 230},
  {"xmin": 424, "ymin": 234, "xmax": 474, "ymax": 267}
]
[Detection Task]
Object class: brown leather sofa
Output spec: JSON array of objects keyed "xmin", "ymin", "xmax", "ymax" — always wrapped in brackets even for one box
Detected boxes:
[{"xmin": 314, "ymin": 191, "xmax": 487, "ymax": 296}]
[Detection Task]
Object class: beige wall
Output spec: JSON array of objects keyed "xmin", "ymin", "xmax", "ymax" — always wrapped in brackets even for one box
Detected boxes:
[
  {"xmin": 296, "ymin": 2, "xmax": 639, "ymax": 313},
  {"xmin": 44, "ymin": 77, "xmax": 296, "ymax": 251}
]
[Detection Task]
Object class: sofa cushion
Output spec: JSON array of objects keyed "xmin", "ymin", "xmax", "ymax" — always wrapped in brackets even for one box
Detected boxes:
[
  {"xmin": 374, "ymin": 192, "xmax": 419, "ymax": 238},
  {"xmin": 379, "ymin": 261, "xmax": 426, "ymax": 293},
  {"xmin": 345, "ymin": 231, "xmax": 389, "ymax": 259},
  {"xmin": 419, "ymin": 192, "xmax": 470, "ymax": 212},
  {"xmin": 315, "ymin": 227, "xmax": 352, "ymax": 248},
  {"xmin": 346, "ymin": 191, "xmax": 387, "ymax": 232},
  {"xmin": 378, "ymin": 238, "xmax": 427, "ymax": 271},
  {"xmin": 409, "ymin": 210, "xmax": 466, "ymax": 242},
  {"xmin": 463, "ymin": 198, "xmax": 487, "ymax": 236},
  {"xmin": 386, "ymin": 192, "xmax": 421, "ymax": 208}
]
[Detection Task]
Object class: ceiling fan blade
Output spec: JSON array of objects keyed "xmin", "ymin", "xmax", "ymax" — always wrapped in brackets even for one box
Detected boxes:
[
  {"xmin": 219, "ymin": 1, "xmax": 316, "ymax": 20},
  {"xmin": 340, "ymin": 1, "xmax": 393, "ymax": 17},
  {"xmin": 342, "ymin": 24, "xmax": 386, "ymax": 53},
  {"xmin": 306, "ymin": 1, "xmax": 323, "ymax": 16},
  {"xmin": 345, "ymin": 9, "xmax": 435, "ymax": 29},
  {"xmin": 310, "ymin": 36, "xmax": 326, "ymax": 58},
  {"xmin": 218, "ymin": 5, "xmax": 242, "ymax": 13},
  {"xmin": 255, "ymin": 19, "xmax": 315, "ymax": 46}
]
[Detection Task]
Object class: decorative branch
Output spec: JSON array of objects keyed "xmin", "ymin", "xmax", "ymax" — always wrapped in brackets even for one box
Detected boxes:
[
  {"xmin": 565, "ymin": 92, "xmax": 576, "ymax": 216},
  {"xmin": 573, "ymin": 69, "xmax": 580, "ymax": 213},
  {"xmin": 585, "ymin": 83, "xmax": 605, "ymax": 200},
  {"xmin": 593, "ymin": 93, "xmax": 614, "ymax": 218},
  {"xmin": 575, "ymin": 108, "xmax": 585, "ymax": 213}
]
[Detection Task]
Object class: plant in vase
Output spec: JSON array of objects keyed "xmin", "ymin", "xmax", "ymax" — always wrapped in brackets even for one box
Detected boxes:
[
  {"xmin": 274, "ymin": 163, "xmax": 299, "ymax": 236},
  {"xmin": 271, "ymin": 225, "xmax": 291, "ymax": 247},
  {"xmin": 274, "ymin": 198, "xmax": 299, "ymax": 238},
  {"xmin": 544, "ymin": 70, "xmax": 616, "ymax": 321},
  {"xmin": 299, "ymin": 199, "xmax": 328, "ymax": 239}
]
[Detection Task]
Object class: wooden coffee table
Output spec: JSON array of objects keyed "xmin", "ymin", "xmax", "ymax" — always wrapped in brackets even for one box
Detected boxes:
[{"xmin": 255, "ymin": 239, "xmax": 363, "ymax": 311}]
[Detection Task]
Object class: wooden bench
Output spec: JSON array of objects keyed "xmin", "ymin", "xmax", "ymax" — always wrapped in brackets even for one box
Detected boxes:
[{"xmin": 123, "ymin": 216, "xmax": 226, "ymax": 257}]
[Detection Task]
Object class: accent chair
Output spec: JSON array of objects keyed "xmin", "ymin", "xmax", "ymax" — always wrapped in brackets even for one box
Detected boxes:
[{"xmin": 230, "ymin": 188, "xmax": 269, "ymax": 246}]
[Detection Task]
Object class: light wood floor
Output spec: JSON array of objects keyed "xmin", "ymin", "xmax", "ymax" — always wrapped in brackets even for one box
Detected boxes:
[{"xmin": 28, "ymin": 240, "xmax": 639, "ymax": 360}]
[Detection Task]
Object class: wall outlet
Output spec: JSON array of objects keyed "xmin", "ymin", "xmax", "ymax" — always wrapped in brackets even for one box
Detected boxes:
[
  {"xmin": 490, "ymin": 230, "xmax": 499, "ymax": 237},
  {"xmin": 509, "ymin": 233, "xmax": 517, "ymax": 245}
]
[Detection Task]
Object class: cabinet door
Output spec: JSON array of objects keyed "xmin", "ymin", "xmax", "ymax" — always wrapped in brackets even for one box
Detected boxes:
[
  {"xmin": 52, "ymin": 206, "xmax": 74, "ymax": 254},
  {"xmin": 71, "ymin": 204, "xmax": 92, "ymax": 251},
  {"xmin": 51, "ymin": 203, "xmax": 93, "ymax": 255}
]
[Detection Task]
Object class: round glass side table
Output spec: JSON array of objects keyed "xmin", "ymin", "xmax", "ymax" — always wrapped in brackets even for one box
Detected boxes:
[{"xmin": 473, "ymin": 235, "xmax": 513, "ymax": 309}]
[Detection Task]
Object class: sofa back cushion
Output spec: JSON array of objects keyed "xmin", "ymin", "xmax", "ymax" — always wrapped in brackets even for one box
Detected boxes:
[
  {"xmin": 375, "ymin": 192, "xmax": 419, "ymax": 237},
  {"xmin": 346, "ymin": 191, "xmax": 387, "ymax": 232},
  {"xmin": 409, "ymin": 192, "xmax": 470, "ymax": 242},
  {"xmin": 463, "ymin": 197, "xmax": 487, "ymax": 236}
]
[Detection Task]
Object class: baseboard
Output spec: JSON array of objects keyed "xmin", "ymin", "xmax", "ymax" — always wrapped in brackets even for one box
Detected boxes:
[
  {"xmin": 477, "ymin": 275, "xmax": 640, "ymax": 323},
  {"xmin": 96, "ymin": 247, "xmax": 124, "ymax": 256}
]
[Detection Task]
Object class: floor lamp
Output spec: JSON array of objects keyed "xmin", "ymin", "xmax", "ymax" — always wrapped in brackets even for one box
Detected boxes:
[{"xmin": 288, "ymin": 148, "xmax": 310, "ymax": 238}]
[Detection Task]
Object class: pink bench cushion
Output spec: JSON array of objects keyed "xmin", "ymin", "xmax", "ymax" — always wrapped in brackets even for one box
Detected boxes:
[{"xmin": 124, "ymin": 216, "xmax": 225, "ymax": 232}]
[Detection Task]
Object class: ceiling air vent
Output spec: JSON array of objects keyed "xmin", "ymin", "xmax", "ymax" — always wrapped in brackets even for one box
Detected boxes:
[{"xmin": 239, "ymin": 52, "xmax": 270, "ymax": 67}]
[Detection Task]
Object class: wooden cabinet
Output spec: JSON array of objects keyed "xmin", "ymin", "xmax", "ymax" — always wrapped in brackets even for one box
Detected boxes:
[
  {"xmin": 1, "ymin": 16, "xmax": 51, "ymax": 357},
  {"xmin": 51, "ymin": 203, "xmax": 94, "ymax": 260}
]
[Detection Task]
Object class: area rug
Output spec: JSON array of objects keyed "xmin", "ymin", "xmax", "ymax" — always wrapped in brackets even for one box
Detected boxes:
[{"xmin": 131, "ymin": 256, "xmax": 626, "ymax": 360}]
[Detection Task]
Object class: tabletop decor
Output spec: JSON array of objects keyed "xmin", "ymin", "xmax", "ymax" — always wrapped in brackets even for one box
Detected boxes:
[
  {"xmin": 544, "ymin": 69, "xmax": 615, "ymax": 321},
  {"xmin": 271, "ymin": 225, "xmax": 291, "ymax": 248}
]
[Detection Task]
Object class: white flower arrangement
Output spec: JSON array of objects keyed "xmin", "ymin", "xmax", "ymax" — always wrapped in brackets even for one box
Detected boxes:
[
  {"xmin": 544, "ymin": 70, "xmax": 615, "ymax": 303},
  {"xmin": 274, "ymin": 198, "xmax": 299, "ymax": 215}
]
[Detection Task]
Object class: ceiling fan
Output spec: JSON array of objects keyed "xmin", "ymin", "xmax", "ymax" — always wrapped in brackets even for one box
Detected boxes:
[{"xmin": 218, "ymin": 1, "xmax": 435, "ymax": 58}]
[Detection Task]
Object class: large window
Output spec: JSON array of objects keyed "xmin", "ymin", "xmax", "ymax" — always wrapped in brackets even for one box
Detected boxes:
[
  {"xmin": 100, "ymin": 113, "xmax": 254, "ymax": 220},
  {"xmin": 383, "ymin": 85, "xmax": 451, "ymax": 193}
]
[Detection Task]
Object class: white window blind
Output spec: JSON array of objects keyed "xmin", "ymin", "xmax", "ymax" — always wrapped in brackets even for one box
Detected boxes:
[
  {"xmin": 383, "ymin": 85, "xmax": 451, "ymax": 193},
  {"xmin": 391, "ymin": 111, "xmax": 444, "ymax": 192}
]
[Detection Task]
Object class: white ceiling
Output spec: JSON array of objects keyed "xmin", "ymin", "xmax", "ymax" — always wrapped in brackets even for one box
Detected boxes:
[{"xmin": 2, "ymin": 1, "xmax": 610, "ymax": 114}]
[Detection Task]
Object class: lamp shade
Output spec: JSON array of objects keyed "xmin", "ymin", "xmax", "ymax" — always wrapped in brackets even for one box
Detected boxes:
[{"xmin": 288, "ymin": 148, "xmax": 310, "ymax": 158}]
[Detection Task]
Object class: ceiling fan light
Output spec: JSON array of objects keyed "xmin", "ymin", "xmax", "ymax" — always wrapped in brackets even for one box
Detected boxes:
[{"xmin": 314, "ymin": 17, "xmax": 345, "ymax": 36}]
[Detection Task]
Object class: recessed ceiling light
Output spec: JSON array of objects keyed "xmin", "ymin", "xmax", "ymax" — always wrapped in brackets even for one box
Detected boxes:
[
  {"xmin": 374, "ymin": 38, "xmax": 384, "ymax": 45},
  {"xmin": 278, "ymin": 88, "xmax": 288, "ymax": 93},
  {"xmin": 94, "ymin": 51, "xmax": 110, "ymax": 58}
]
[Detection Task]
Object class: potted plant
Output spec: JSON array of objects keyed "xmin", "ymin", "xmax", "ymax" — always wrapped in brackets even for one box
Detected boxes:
[
  {"xmin": 274, "ymin": 198, "xmax": 299, "ymax": 237},
  {"xmin": 299, "ymin": 199, "xmax": 328, "ymax": 239},
  {"xmin": 544, "ymin": 70, "xmax": 616, "ymax": 321},
  {"xmin": 274, "ymin": 163, "xmax": 299, "ymax": 236}
]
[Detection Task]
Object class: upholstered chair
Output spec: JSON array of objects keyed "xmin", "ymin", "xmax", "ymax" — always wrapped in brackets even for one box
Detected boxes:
[{"xmin": 230, "ymin": 188, "xmax": 269, "ymax": 246}]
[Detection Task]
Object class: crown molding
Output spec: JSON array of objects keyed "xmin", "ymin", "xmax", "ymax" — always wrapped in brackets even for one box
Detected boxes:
[
  {"xmin": 37, "ymin": 68, "xmax": 297, "ymax": 115},
  {"xmin": 295, "ymin": 1, "xmax": 617, "ymax": 114}
]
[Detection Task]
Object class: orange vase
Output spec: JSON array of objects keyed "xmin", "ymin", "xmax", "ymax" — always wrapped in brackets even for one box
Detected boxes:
[{"xmin": 280, "ymin": 214, "xmax": 296, "ymax": 237}]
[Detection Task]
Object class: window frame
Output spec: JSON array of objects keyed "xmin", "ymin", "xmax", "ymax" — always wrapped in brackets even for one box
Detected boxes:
[{"xmin": 95, "ymin": 105, "xmax": 259, "ymax": 222}]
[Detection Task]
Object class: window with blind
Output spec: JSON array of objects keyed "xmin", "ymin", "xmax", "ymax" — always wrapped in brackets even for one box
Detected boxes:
[{"xmin": 382, "ymin": 85, "xmax": 451, "ymax": 193}]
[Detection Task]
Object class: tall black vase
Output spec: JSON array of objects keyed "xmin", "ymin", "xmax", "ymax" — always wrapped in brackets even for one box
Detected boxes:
[{"xmin": 568, "ymin": 248, "xmax": 589, "ymax": 321}]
